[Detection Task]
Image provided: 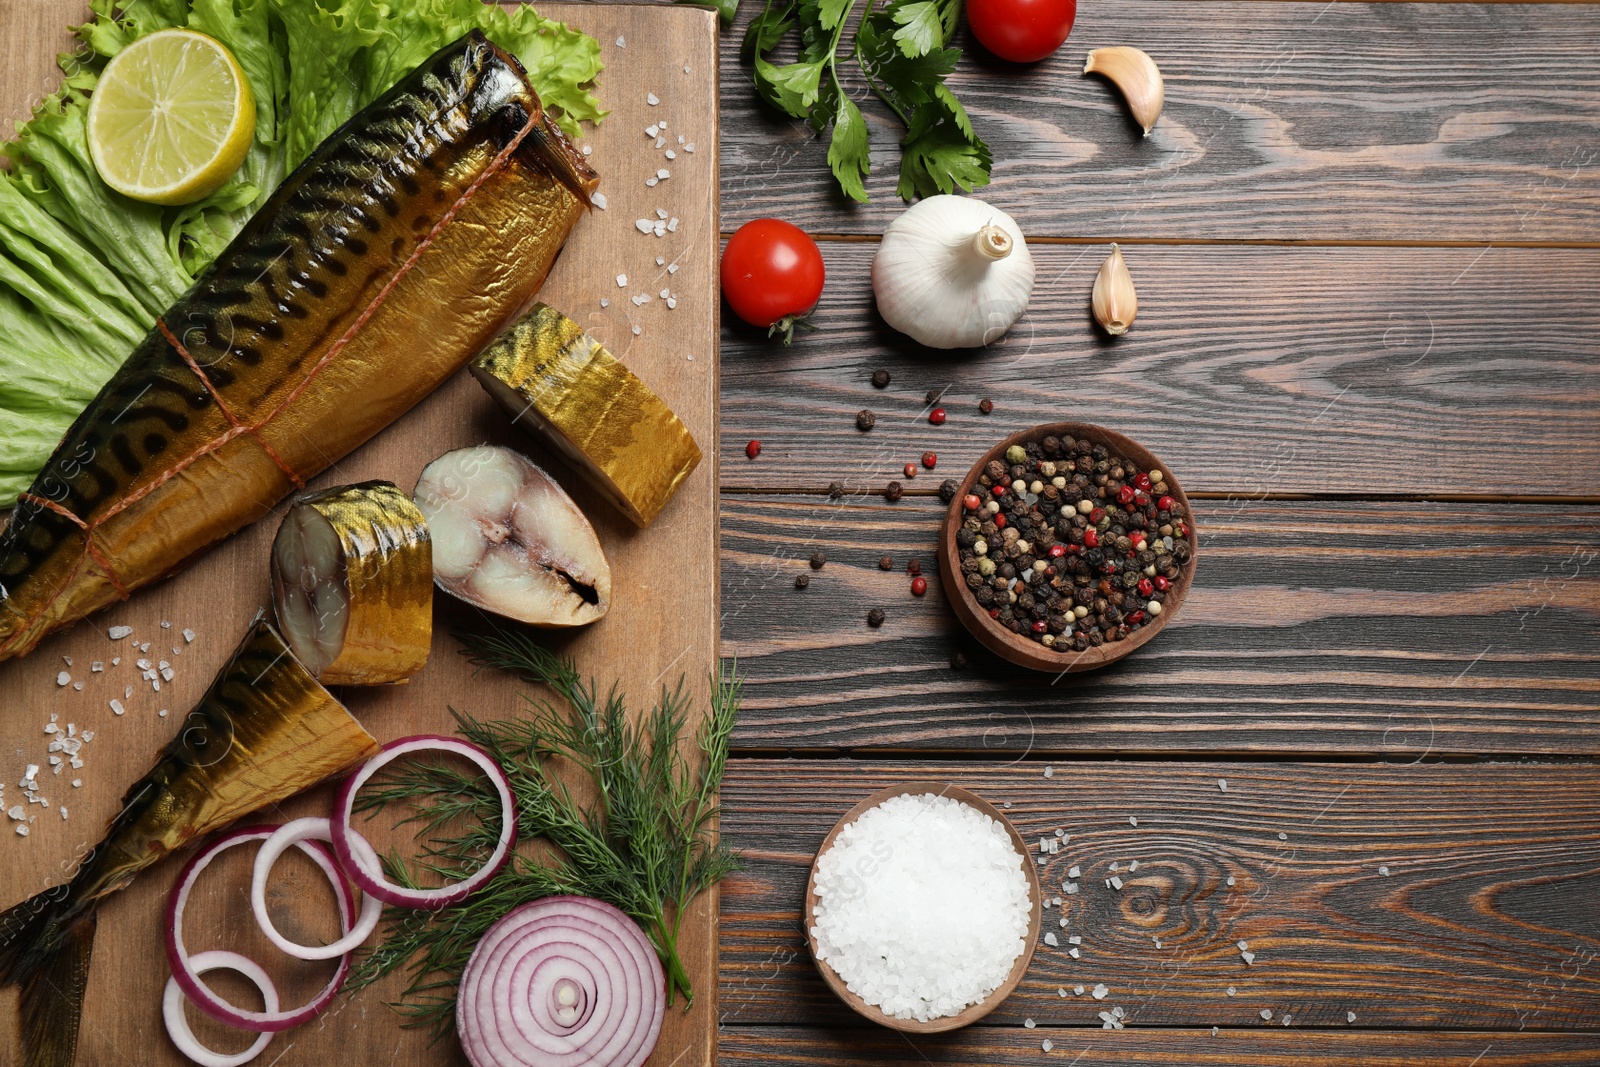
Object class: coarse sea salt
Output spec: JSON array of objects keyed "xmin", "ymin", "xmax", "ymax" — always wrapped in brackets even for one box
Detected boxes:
[{"xmin": 810, "ymin": 792, "xmax": 1032, "ymax": 1022}]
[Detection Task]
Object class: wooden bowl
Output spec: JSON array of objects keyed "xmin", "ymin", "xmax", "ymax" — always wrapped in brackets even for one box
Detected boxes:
[
  {"xmin": 802, "ymin": 781, "xmax": 1042, "ymax": 1033},
  {"xmin": 939, "ymin": 421, "xmax": 1198, "ymax": 673}
]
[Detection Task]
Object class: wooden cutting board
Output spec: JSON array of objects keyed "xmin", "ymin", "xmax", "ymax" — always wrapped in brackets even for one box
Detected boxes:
[{"xmin": 0, "ymin": 4, "xmax": 722, "ymax": 1065}]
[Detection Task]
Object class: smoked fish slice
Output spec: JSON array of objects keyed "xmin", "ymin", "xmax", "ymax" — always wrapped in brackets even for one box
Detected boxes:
[
  {"xmin": 0, "ymin": 612, "xmax": 380, "ymax": 1067},
  {"xmin": 0, "ymin": 30, "xmax": 599, "ymax": 664}
]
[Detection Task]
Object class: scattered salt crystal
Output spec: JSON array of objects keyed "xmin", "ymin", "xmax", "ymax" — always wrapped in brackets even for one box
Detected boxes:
[
  {"xmin": 1024, "ymin": 1018, "xmax": 1035, "ymax": 1029},
  {"xmin": 582, "ymin": 145, "xmax": 593, "ymax": 156},
  {"xmin": 183, "ymin": 629, "xmax": 195, "ymax": 643},
  {"xmin": 685, "ymin": 143, "xmax": 695, "ymax": 153},
  {"xmin": 656, "ymin": 256, "xmax": 666, "ymax": 266},
  {"xmin": 161, "ymin": 620, "xmax": 170, "ymax": 629},
  {"xmin": 1242, "ymin": 951, "xmax": 1256, "ymax": 965},
  {"xmin": 1282, "ymin": 1014, "xmax": 1292, "ymax": 1026},
  {"xmin": 1043, "ymin": 932, "xmax": 1058, "ymax": 946},
  {"xmin": 1058, "ymin": 988, "xmax": 1068, "ymax": 997},
  {"xmin": 72, "ymin": 780, "xmax": 81, "ymax": 788},
  {"xmin": 62, "ymin": 656, "xmax": 71, "ymax": 666},
  {"xmin": 1128, "ymin": 860, "xmax": 1139, "ymax": 872},
  {"xmin": 1237, "ymin": 940, "xmax": 1249, "ymax": 950},
  {"xmin": 616, "ymin": 274, "xmax": 628, "ymax": 287},
  {"xmin": 600, "ymin": 299, "xmax": 609, "ymax": 307},
  {"xmin": 637, "ymin": 219, "xmax": 655, "ymax": 234},
  {"xmin": 91, "ymin": 661, "xmax": 103, "ymax": 672},
  {"xmin": 1067, "ymin": 866, "xmax": 1080, "ymax": 879},
  {"xmin": 112, "ymin": 657, "xmax": 121, "ymax": 666},
  {"xmin": 591, "ymin": 192, "xmax": 608, "ymax": 210},
  {"xmin": 124, "ymin": 686, "xmax": 132, "ymax": 699},
  {"xmin": 678, "ymin": 134, "xmax": 685, "ymax": 144},
  {"xmin": 44, "ymin": 724, "xmax": 56, "ymax": 734},
  {"xmin": 631, "ymin": 294, "xmax": 650, "ymax": 307},
  {"xmin": 140, "ymin": 642, "xmax": 150, "ymax": 653},
  {"xmin": 667, "ymin": 217, "xmax": 679, "ymax": 233},
  {"xmin": 15, "ymin": 825, "xmax": 27, "ymax": 837},
  {"xmin": 1227, "ymin": 986, "xmax": 1236, "ymax": 996},
  {"xmin": 1042, "ymin": 1039, "xmax": 1053, "ymax": 1052},
  {"xmin": 615, "ymin": 35, "xmax": 626, "ymax": 47},
  {"xmin": 657, "ymin": 168, "xmax": 670, "ymax": 180},
  {"xmin": 1226, "ymin": 876, "xmax": 1236, "ymax": 886},
  {"xmin": 1064, "ymin": 883, "xmax": 1078, "ymax": 895},
  {"xmin": 1212, "ymin": 1027, "xmax": 1219, "ymax": 1037},
  {"xmin": 684, "ymin": 65, "xmax": 691, "ymax": 73},
  {"xmin": 665, "ymin": 150, "xmax": 676, "ymax": 160},
  {"xmin": 660, "ymin": 288, "xmax": 671, "ymax": 299},
  {"xmin": 1110, "ymin": 862, "xmax": 1120, "ymax": 872},
  {"xmin": 1112, "ymin": 1007, "xmax": 1124, "ymax": 1019},
  {"xmin": 667, "ymin": 263, "xmax": 679, "ymax": 274},
  {"xmin": 110, "ymin": 700, "xmax": 125, "ymax": 716},
  {"xmin": 160, "ymin": 709, "xmax": 169, "ymax": 717},
  {"xmin": 59, "ymin": 807, "xmax": 67, "ymax": 820},
  {"xmin": 1092, "ymin": 984, "xmax": 1108, "ymax": 1000},
  {"xmin": 73, "ymin": 682, "xmax": 82, "ymax": 691},
  {"xmin": 1130, "ymin": 816, "xmax": 1138, "ymax": 826},
  {"xmin": 646, "ymin": 177, "xmax": 658, "ymax": 187},
  {"xmin": 810, "ymin": 792, "xmax": 1032, "ymax": 1022},
  {"xmin": 1347, "ymin": 1011, "xmax": 1356, "ymax": 1022},
  {"xmin": 1219, "ymin": 779, "xmax": 1228, "ymax": 791},
  {"xmin": 631, "ymin": 326, "xmax": 642, "ymax": 336},
  {"xmin": 1110, "ymin": 877, "xmax": 1123, "ymax": 890},
  {"xmin": 1074, "ymin": 985, "xmax": 1085, "ymax": 996},
  {"xmin": 161, "ymin": 665, "xmax": 174, "ymax": 682},
  {"xmin": 1043, "ymin": 766, "xmax": 1053, "ymax": 778},
  {"xmin": 1260, "ymin": 1009, "xmax": 1272, "ymax": 1021},
  {"xmin": 1068, "ymin": 935, "xmax": 1081, "ymax": 945},
  {"xmin": 654, "ymin": 136, "xmax": 666, "ymax": 149},
  {"xmin": 1278, "ymin": 832, "xmax": 1287, "ymax": 841},
  {"xmin": 646, "ymin": 124, "xmax": 659, "ymax": 137},
  {"xmin": 56, "ymin": 671, "xmax": 71, "ymax": 687},
  {"xmin": 1068, "ymin": 947, "xmax": 1080, "ymax": 959},
  {"xmin": 646, "ymin": 92, "xmax": 659, "ymax": 106},
  {"xmin": 6, "ymin": 805, "xmax": 21, "ymax": 820},
  {"xmin": 1378, "ymin": 865, "xmax": 1390, "ymax": 876},
  {"xmin": 136, "ymin": 658, "xmax": 151, "ymax": 670},
  {"xmin": 108, "ymin": 625, "xmax": 132, "ymax": 640}
]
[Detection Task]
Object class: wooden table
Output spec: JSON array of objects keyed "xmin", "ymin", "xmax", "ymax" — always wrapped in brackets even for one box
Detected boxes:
[{"xmin": 708, "ymin": 1, "xmax": 1600, "ymax": 1064}]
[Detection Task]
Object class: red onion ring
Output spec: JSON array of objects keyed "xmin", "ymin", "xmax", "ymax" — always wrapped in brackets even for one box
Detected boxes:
[
  {"xmin": 165, "ymin": 825, "xmax": 354, "ymax": 1032},
  {"xmin": 251, "ymin": 817, "xmax": 383, "ymax": 960},
  {"xmin": 331, "ymin": 735, "xmax": 517, "ymax": 910},
  {"xmin": 163, "ymin": 950, "xmax": 278, "ymax": 1067},
  {"xmin": 456, "ymin": 896, "xmax": 665, "ymax": 1067}
]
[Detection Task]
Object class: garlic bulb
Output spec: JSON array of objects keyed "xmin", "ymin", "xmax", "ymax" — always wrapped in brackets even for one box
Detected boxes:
[{"xmin": 872, "ymin": 195, "xmax": 1034, "ymax": 349}]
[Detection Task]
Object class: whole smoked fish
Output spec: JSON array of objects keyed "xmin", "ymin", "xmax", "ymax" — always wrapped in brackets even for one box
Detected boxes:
[
  {"xmin": 0, "ymin": 31, "xmax": 598, "ymax": 664},
  {"xmin": 0, "ymin": 614, "xmax": 380, "ymax": 1067}
]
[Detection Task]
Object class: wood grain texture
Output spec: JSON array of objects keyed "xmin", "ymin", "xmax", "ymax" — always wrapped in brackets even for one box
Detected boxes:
[
  {"xmin": 718, "ymin": 1, "xmax": 1600, "ymax": 242},
  {"xmin": 716, "ymin": 761, "xmax": 1600, "ymax": 1031},
  {"xmin": 721, "ymin": 1027, "xmax": 1600, "ymax": 1065},
  {"xmin": 716, "ymin": 244, "xmax": 1600, "ymax": 496},
  {"xmin": 0, "ymin": 5, "xmax": 723, "ymax": 1066},
  {"xmin": 722, "ymin": 495, "xmax": 1600, "ymax": 755}
]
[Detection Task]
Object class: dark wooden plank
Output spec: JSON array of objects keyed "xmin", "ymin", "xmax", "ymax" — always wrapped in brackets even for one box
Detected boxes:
[
  {"xmin": 716, "ymin": 760, "xmax": 1600, "ymax": 1031},
  {"xmin": 717, "ymin": 2, "xmax": 1600, "ymax": 241},
  {"xmin": 716, "ymin": 245, "xmax": 1600, "ymax": 497},
  {"xmin": 721, "ymin": 496, "xmax": 1600, "ymax": 755},
  {"xmin": 720, "ymin": 1026, "xmax": 1600, "ymax": 1065}
]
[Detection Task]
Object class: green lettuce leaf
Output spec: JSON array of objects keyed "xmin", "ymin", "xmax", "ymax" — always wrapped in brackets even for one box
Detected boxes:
[{"xmin": 0, "ymin": 0, "xmax": 604, "ymax": 504}]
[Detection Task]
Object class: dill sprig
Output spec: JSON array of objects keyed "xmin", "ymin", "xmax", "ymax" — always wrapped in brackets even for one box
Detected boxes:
[{"xmin": 346, "ymin": 625, "xmax": 741, "ymax": 1037}]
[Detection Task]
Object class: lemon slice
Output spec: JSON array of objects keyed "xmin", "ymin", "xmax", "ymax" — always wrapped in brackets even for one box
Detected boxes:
[{"xmin": 87, "ymin": 29, "xmax": 255, "ymax": 206}]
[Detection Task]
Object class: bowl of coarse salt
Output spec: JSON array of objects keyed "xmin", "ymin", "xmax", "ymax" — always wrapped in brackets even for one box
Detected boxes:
[{"xmin": 804, "ymin": 782, "xmax": 1042, "ymax": 1032}]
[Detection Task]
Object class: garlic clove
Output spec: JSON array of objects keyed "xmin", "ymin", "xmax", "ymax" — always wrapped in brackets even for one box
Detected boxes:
[
  {"xmin": 1084, "ymin": 47, "xmax": 1164, "ymax": 136},
  {"xmin": 1092, "ymin": 243, "xmax": 1138, "ymax": 336}
]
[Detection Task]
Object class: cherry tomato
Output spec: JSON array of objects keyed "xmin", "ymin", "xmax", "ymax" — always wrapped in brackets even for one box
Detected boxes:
[
  {"xmin": 966, "ymin": 0, "xmax": 1076, "ymax": 63},
  {"xmin": 720, "ymin": 218, "xmax": 825, "ymax": 343}
]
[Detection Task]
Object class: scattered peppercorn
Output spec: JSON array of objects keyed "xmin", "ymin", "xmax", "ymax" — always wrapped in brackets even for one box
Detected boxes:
[
  {"xmin": 856, "ymin": 409, "xmax": 876, "ymax": 432},
  {"xmin": 879, "ymin": 556, "xmax": 894, "ymax": 570},
  {"xmin": 828, "ymin": 481, "xmax": 845, "ymax": 499},
  {"xmin": 903, "ymin": 462, "xmax": 918, "ymax": 479},
  {"xmin": 928, "ymin": 408, "xmax": 947, "ymax": 425},
  {"xmin": 924, "ymin": 388, "xmax": 942, "ymax": 406},
  {"xmin": 871, "ymin": 369, "xmax": 891, "ymax": 388},
  {"xmin": 867, "ymin": 607, "xmax": 886, "ymax": 628},
  {"xmin": 950, "ymin": 649, "xmax": 969, "ymax": 669},
  {"xmin": 745, "ymin": 440, "xmax": 761, "ymax": 460},
  {"xmin": 911, "ymin": 576, "xmax": 928, "ymax": 596},
  {"xmin": 950, "ymin": 431, "xmax": 1193, "ymax": 652},
  {"xmin": 907, "ymin": 558, "xmax": 922, "ymax": 576},
  {"xmin": 979, "ymin": 398, "xmax": 994, "ymax": 415},
  {"xmin": 794, "ymin": 574, "xmax": 810, "ymax": 589},
  {"xmin": 884, "ymin": 480, "xmax": 904, "ymax": 502},
  {"xmin": 922, "ymin": 451, "xmax": 938, "ymax": 470},
  {"xmin": 939, "ymin": 478, "xmax": 959, "ymax": 503},
  {"xmin": 810, "ymin": 552, "xmax": 826, "ymax": 570}
]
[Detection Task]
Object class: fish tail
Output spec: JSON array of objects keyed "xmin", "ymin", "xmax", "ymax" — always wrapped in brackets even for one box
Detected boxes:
[
  {"xmin": 520, "ymin": 111, "xmax": 600, "ymax": 207},
  {"xmin": 0, "ymin": 885, "xmax": 98, "ymax": 1067}
]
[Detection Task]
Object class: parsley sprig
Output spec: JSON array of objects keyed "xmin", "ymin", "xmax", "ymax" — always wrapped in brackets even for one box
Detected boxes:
[
  {"xmin": 742, "ymin": 0, "xmax": 991, "ymax": 201},
  {"xmin": 347, "ymin": 627, "xmax": 740, "ymax": 1035}
]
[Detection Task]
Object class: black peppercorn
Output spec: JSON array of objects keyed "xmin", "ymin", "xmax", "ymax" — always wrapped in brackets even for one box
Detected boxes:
[
  {"xmin": 907, "ymin": 559, "xmax": 922, "ymax": 576},
  {"xmin": 884, "ymin": 481, "xmax": 903, "ymax": 501},
  {"xmin": 828, "ymin": 481, "xmax": 845, "ymax": 498},
  {"xmin": 965, "ymin": 572, "xmax": 983, "ymax": 589},
  {"xmin": 867, "ymin": 607, "xmax": 885, "ymax": 628},
  {"xmin": 810, "ymin": 551, "xmax": 826, "ymax": 570},
  {"xmin": 856, "ymin": 409, "xmax": 876, "ymax": 432},
  {"xmin": 956, "ymin": 529, "xmax": 976, "ymax": 549},
  {"xmin": 879, "ymin": 556, "xmax": 894, "ymax": 570},
  {"xmin": 924, "ymin": 388, "xmax": 942, "ymax": 406},
  {"xmin": 950, "ymin": 650, "xmax": 969, "ymax": 669},
  {"xmin": 871, "ymin": 369, "xmax": 891, "ymax": 388},
  {"xmin": 794, "ymin": 574, "xmax": 810, "ymax": 589},
  {"xmin": 939, "ymin": 478, "xmax": 959, "ymax": 503}
]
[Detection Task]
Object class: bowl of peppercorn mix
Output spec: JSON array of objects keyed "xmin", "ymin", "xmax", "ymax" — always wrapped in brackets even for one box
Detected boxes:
[{"xmin": 939, "ymin": 423, "xmax": 1197, "ymax": 672}]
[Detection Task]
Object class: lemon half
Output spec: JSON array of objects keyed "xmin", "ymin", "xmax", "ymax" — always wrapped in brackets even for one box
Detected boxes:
[{"xmin": 87, "ymin": 29, "xmax": 255, "ymax": 206}]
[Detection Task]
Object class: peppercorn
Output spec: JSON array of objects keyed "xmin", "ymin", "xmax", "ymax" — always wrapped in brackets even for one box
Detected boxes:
[
  {"xmin": 940, "ymin": 479, "xmax": 959, "ymax": 503},
  {"xmin": 810, "ymin": 552, "xmax": 826, "ymax": 570},
  {"xmin": 884, "ymin": 481, "xmax": 904, "ymax": 501},
  {"xmin": 907, "ymin": 559, "xmax": 922, "ymax": 576},
  {"xmin": 871, "ymin": 369, "xmax": 891, "ymax": 388},
  {"xmin": 950, "ymin": 650, "xmax": 969, "ymax": 669},
  {"xmin": 794, "ymin": 574, "xmax": 809, "ymax": 589},
  {"xmin": 903, "ymin": 462, "xmax": 918, "ymax": 479},
  {"xmin": 856, "ymin": 409, "xmax": 876, "ymax": 432},
  {"xmin": 879, "ymin": 556, "xmax": 894, "ymax": 570},
  {"xmin": 911, "ymin": 576, "xmax": 928, "ymax": 596},
  {"xmin": 979, "ymin": 398, "xmax": 994, "ymax": 415},
  {"xmin": 745, "ymin": 440, "xmax": 761, "ymax": 460},
  {"xmin": 928, "ymin": 408, "xmax": 946, "ymax": 425},
  {"xmin": 828, "ymin": 481, "xmax": 845, "ymax": 499},
  {"xmin": 867, "ymin": 607, "xmax": 885, "ymax": 628},
  {"xmin": 925, "ymin": 388, "xmax": 942, "ymax": 405},
  {"xmin": 922, "ymin": 451, "xmax": 938, "ymax": 470}
]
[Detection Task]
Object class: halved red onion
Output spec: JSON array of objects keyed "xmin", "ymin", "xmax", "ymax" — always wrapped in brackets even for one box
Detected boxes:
[
  {"xmin": 163, "ymin": 950, "xmax": 278, "ymax": 1066},
  {"xmin": 166, "ymin": 825, "xmax": 354, "ymax": 1032},
  {"xmin": 251, "ymin": 817, "xmax": 383, "ymax": 960},
  {"xmin": 456, "ymin": 896, "xmax": 665, "ymax": 1067},
  {"xmin": 331, "ymin": 735, "xmax": 517, "ymax": 910}
]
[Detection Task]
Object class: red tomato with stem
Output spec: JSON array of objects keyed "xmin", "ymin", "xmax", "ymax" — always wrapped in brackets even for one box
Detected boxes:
[
  {"xmin": 720, "ymin": 218, "xmax": 825, "ymax": 343},
  {"xmin": 966, "ymin": 0, "xmax": 1076, "ymax": 63}
]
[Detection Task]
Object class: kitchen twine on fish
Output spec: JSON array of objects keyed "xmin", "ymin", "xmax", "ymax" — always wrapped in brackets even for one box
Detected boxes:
[{"xmin": 2, "ymin": 104, "xmax": 547, "ymax": 658}]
